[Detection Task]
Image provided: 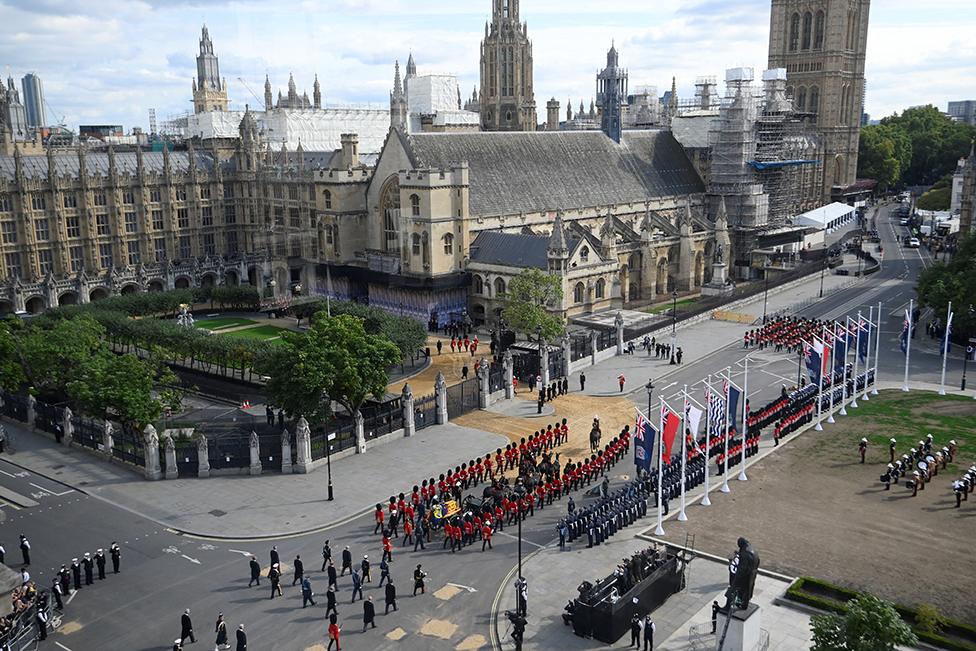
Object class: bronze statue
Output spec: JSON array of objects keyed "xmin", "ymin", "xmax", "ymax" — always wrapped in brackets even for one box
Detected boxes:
[{"xmin": 724, "ymin": 537, "xmax": 759, "ymax": 610}]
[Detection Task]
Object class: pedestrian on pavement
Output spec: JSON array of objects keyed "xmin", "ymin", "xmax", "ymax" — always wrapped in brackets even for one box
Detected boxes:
[
  {"xmin": 51, "ymin": 578, "xmax": 64, "ymax": 610},
  {"xmin": 269, "ymin": 563, "xmax": 282, "ymax": 598},
  {"xmin": 618, "ymin": 374, "xmax": 626, "ymax": 392},
  {"xmin": 327, "ymin": 616, "xmax": 341, "ymax": 651},
  {"xmin": 95, "ymin": 549, "xmax": 106, "ymax": 580},
  {"xmin": 378, "ymin": 558, "xmax": 391, "ymax": 587},
  {"xmin": 20, "ymin": 568, "xmax": 29, "ymax": 586},
  {"xmin": 328, "ymin": 560, "xmax": 338, "ymax": 591},
  {"xmin": 236, "ymin": 624, "xmax": 247, "ymax": 651},
  {"xmin": 384, "ymin": 579, "xmax": 398, "ymax": 614},
  {"xmin": 180, "ymin": 609, "xmax": 196, "ymax": 645},
  {"xmin": 580, "ymin": 372, "xmax": 586, "ymax": 392},
  {"xmin": 321, "ymin": 539, "xmax": 332, "ymax": 572},
  {"xmin": 437, "ymin": 340, "xmax": 442, "ymax": 355},
  {"xmin": 292, "ymin": 555, "xmax": 304, "ymax": 585},
  {"xmin": 269, "ymin": 545, "xmax": 279, "ymax": 568},
  {"xmin": 340, "ymin": 546, "xmax": 352, "ymax": 575},
  {"xmin": 266, "ymin": 405, "xmax": 274, "ymax": 426},
  {"xmin": 326, "ymin": 585, "xmax": 339, "ymax": 618},
  {"xmin": 643, "ymin": 616, "xmax": 654, "ymax": 651},
  {"xmin": 110, "ymin": 542, "xmax": 121, "ymax": 573},
  {"xmin": 301, "ymin": 576, "xmax": 316, "ymax": 608},
  {"xmin": 413, "ymin": 564, "xmax": 426, "ymax": 595},
  {"xmin": 19, "ymin": 534, "xmax": 30, "ymax": 566},
  {"xmin": 363, "ymin": 596, "xmax": 376, "ymax": 631},
  {"xmin": 350, "ymin": 568, "xmax": 363, "ymax": 602},
  {"xmin": 0, "ymin": 541, "xmax": 4, "ymax": 564},
  {"xmin": 361, "ymin": 555, "xmax": 371, "ymax": 583},
  {"xmin": 248, "ymin": 556, "xmax": 261, "ymax": 587},
  {"xmin": 82, "ymin": 552, "xmax": 94, "ymax": 585},
  {"xmin": 676, "ymin": 347, "xmax": 683, "ymax": 364},
  {"xmin": 630, "ymin": 613, "xmax": 642, "ymax": 647},
  {"xmin": 214, "ymin": 613, "xmax": 229, "ymax": 650},
  {"xmin": 711, "ymin": 600, "xmax": 720, "ymax": 633}
]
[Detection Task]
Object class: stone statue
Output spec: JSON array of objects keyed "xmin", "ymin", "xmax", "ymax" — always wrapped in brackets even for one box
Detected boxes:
[
  {"xmin": 164, "ymin": 435, "xmax": 175, "ymax": 452},
  {"xmin": 715, "ymin": 244, "xmax": 725, "ymax": 264},
  {"xmin": 144, "ymin": 424, "xmax": 158, "ymax": 448},
  {"xmin": 249, "ymin": 430, "xmax": 259, "ymax": 448},
  {"xmin": 197, "ymin": 434, "xmax": 208, "ymax": 453},
  {"xmin": 725, "ymin": 537, "xmax": 760, "ymax": 610}
]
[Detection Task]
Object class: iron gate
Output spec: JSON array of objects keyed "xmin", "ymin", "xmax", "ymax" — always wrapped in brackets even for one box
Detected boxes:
[
  {"xmin": 71, "ymin": 415, "xmax": 102, "ymax": 451},
  {"xmin": 34, "ymin": 400, "xmax": 63, "ymax": 436},
  {"xmin": 174, "ymin": 441, "xmax": 199, "ymax": 477},
  {"xmin": 570, "ymin": 332, "xmax": 590, "ymax": 361},
  {"xmin": 258, "ymin": 434, "xmax": 282, "ymax": 472},
  {"xmin": 414, "ymin": 393, "xmax": 437, "ymax": 431},
  {"xmin": 548, "ymin": 349, "xmax": 565, "ymax": 380},
  {"xmin": 363, "ymin": 399, "xmax": 403, "ymax": 440},
  {"xmin": 446, "ymin": 377, "xmax": 479, "ymax": 419},
  {"xmin": 112, "ymin": 423, "xmax": 145, "ymax": 466},
  {"xmin": 208, "ymin": 433, "xmax": 251, "ymax": 470},
  {"xmin": 1, "ymin": 392, "xmax": 28, "ymax": 423},
  {"xmin": 489, "ymin": 365, "xmax": 504, "ymax": 393}
]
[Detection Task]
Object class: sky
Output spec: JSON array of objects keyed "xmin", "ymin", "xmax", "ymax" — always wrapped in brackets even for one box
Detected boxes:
[{"xmin": 1, "ymin": 0, "xmax": 974, "ymax": 133}]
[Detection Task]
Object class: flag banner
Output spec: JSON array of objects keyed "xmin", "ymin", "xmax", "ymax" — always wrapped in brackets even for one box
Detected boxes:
[
  {"xmin": 707, "ymin": 389, "xmax": 726, "ymax": 439},
  {"xmin": 804, "ymin": 341, "xmax": 821, "ymax": 385},
  {"xmin": 943, "ymin": 312, "xmax": 954, "ymax": 356},
  {"xmin": 834, "ymin": 323, "xmax": 847, "ymax": 372},
  {"xmin": 686, "ymin": 403, "xmax": 703, "ymax": 437},
  {"xmin": 858, "ymin": 318, "xmax": 870, "ymax": 362},
  {"xmin": 661, "ymin": 407, "xmax": 681, "ymax": 462},
  {"xmin": 728, "ymin": 384, "xmax": 741, "ymax": 432},
  {"xmin": 900, "ymin": 309, "xmax": 910, "ymax": 354},
  {"xmin": 634, "ymin": 410, "xmax": 656, "ymax": 472}
]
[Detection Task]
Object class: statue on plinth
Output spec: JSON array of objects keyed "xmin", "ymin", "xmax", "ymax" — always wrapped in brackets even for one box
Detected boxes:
[{"xmin": 724, "ymin": 537, "xmax": 760, "ymax": 610}]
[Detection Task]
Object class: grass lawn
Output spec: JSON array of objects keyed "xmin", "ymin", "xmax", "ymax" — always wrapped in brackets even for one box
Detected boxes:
[
  {"xmin": 195, "ymin": 316, "xmax": 258, "ymax": 331},
  {"xmin": 642, "ymin": 296, "xmax": 699, "ymax": 315},
  {"xmin": 220, "ymin": 325, "xmax": 289, "ymax": 341}
]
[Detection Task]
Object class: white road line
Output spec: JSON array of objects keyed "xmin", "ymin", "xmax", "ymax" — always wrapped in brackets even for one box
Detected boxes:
[
  {"xmin": 180, "ymin": 554, "xmax": 201, "ymax": 565},
  {"xmin": 0, "ymin": 469, "xmax": 16, "ymax": 478},
  {"xmin": 495, "ymin": 530, "xmax": 544, "ymax": 549},
  {"xmin": 56, "ymin": 642, "xmax": 74, "ymax": 651},
  {"xmin": 66, "ymin": 590, "xmax": 78, "ymax": 605},
  {"xmin": 29, "ymin": 483, "xmax": 52, "ymax": 495}
]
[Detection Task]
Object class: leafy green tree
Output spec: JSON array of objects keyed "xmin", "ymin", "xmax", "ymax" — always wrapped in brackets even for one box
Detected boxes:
[
  {"xmin": 917, "ymin": 232, "xmax": 976, "ymax": 339},
  {"xmin": 9, "ymin": 315, "xmax": 105, "ymax": 397},
  {"xmin": 857, "ymin": 124, "xmax": 911, "ymax": 191},
  {"xmin": 810, "ymin": 595, "xmax": 918, "ymax": 651},
  {"xmin": 258, "ymin": 313, "xmax": 400, "ymax": 425},
  {"xmin": 0, "ymin": 319, "xmax": 27, "ymax": 392},
  {"xmin": 872, "ymin": 105, "xmax": 975, "ymax": 186},
  {"xmin": 502, "ymin": 268, "xmax": 565, "ymax": 341}
]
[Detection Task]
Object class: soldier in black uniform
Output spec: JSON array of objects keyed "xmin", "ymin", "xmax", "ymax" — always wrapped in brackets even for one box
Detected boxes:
[
  {"xmin": 110, "ymin": 542, "xmax": 121, "ymax": 573},
  {"xmin": 95, "ymin": 549, "xmax": 106, "ymax": 580},
  {"xmin": 889, "ymin": 438, "xmax": 897, "ymax": 463},
  {"xmin": 82, "ymin": 552, "xmax": 94, "ymax": 585},
  {"xmin": 71, "ymin": 558, "xmax": 82, "ymax": 590}
]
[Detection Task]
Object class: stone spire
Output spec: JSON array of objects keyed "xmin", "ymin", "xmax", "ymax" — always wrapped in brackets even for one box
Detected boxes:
[
  {"xmin": 406, "ymin": 52, "xmax": 416, "ymax": 78},
  {"xmin": 669, "ymin": 76, "xmax": 678, "ymax": 118},
  {"xmin": 547, "ymin": 212, "xmax": 569, "ymax": 274},
  {"xmin": 313, "ymin": 74, "xmax": 321, "ymax": 109},
  {"xmin": 264, "ymin": 75, "xmax": 273, "ymax": 110},
  {"xmin": 390, "ymin": 60, "xmax": 408, "ymax": 129},
  {"xmin": 287, "ymin": 73, "xmax": 297, "ymax": 104}
]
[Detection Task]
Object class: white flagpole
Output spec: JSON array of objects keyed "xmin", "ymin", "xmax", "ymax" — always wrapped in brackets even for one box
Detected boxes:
[
  {"xmin": 702, "ymin": 375, "xmax": 712, "ymax": 507},
  {"xmin": 738, "ymin": 357, "xmax": 749, "ymax": 481},
  {"xmin": 721, "ymin": 368, "xmax": 731, "ymax": 493},
  {"xmin": 654, "ymin": 397, "xmax": 665, "ymax": 536},
  {"xmin": 814, "ymin": 337, "xmax": 824, "ymax": 431},
  {"xmin": 677, "ymin": 385, "xmax": 688, "ymax": 521},
  {"xmin": 872, "ymin": 300, "xmax": 881, "ymax": 395},
  {"xmin": 903, "ymin": 298, "xmax": 913, "ymax": 392},
  {"xmin": 840, "ymin": 320, "xmax": 850, "ymax": 415},
  {"xmin": 862, "ymin": 306, "xmax": 873, "ymax": 401},
  {"xmin": 826, "ymin": 324, "xmax": 836, "ymax": 424},
  {"xmin": 851, "ymin": 314, "xmax": 861, "ymax": 408},
  {"xmin": 939, "ymin": 301, "xmax": 953, "ymax": 396}
]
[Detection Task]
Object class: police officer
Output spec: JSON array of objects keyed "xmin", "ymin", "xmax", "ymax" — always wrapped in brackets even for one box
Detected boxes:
[
  {"xmin": 859, "ymin": 438, "xmax": 868, "ymax": 464},
  {"xmin": 413, "ymin": 564, "xmax": 427, "ymax": 596}
]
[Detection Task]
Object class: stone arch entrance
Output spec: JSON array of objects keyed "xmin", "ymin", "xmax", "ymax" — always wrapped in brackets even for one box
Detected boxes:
[
  {"xmin": 224, "ymin": 269, "xmax": 240, "ymax": 286},
  {"xmin": 148, "ymin": 280, "xmax": 165, "ymax": 292},
  {"xmin": 247, "ymin": 267, "xmax": 261, "ymax": 288},
  {"xmin": 0, "ymin": 300, "xmax": 12, "ymax": 316},
  {"xmin": 200, "ymin": 273, "xmax": 217, "ymax": 289},
  {"xmin": 25, "ymin": 296, "xmax": 46, "ymax": 314},
  {"xmin": 89, "ymin": 287, "xmax": 109, "ymax": 302},
  {"xmin": 58, "ymin": 291, "xmax": 79, "ymax": 306},
  {"xmin": 120, "ymin": 283, "xmax": 140, "ymax": 295},
  {"xmin": 174, "ymin": 276, "xmax": 191, "ymax": 289},
  {"xmin": 628, "ymin": 253, "xmax": 641, "ymax": 301},
  {"xmin": 656, "ymin": 258, "xmax": 669, "ymax": 295},
  {"xmin": 694, "ymin": 252, "xmax": 704, "ymax": 287}
]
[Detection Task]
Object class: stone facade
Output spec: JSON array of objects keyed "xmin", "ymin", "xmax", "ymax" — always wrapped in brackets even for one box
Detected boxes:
[
  {"xmin": 768, "ymin": 0, "xmax": 871, "ymax": 202},
  {"xmin": 192, "ymin": 25, "xmax": 229, "ymax": 114},
  {"xmin": 479, "ymin": 0, "xmax": 537, "ymax": 131}
]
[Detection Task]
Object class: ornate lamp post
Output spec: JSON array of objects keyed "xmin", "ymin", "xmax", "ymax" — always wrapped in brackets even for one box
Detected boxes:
[
  {"xmin": 670, "ymin": 291, "xmax": 678, "ymax": 365},
  {"xmin": 762, "ymin": 261, "xmax": 772, "ymax": 324}
]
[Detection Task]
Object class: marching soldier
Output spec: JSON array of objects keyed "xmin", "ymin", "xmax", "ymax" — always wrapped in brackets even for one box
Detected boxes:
[
  {"xmin": 888, "ymin": 438, "xmax": 897, "ymax": 463},
  {"xmin": 95, "ymin": 549, "xmax": 106, "ymax": 580},
  {"xmin": 110, "ymin": 542, "xmax": 121, "ymax": 573},
  {"xmin": 82, "ymin": 552, "xmax": 94, "ymax": 585}
]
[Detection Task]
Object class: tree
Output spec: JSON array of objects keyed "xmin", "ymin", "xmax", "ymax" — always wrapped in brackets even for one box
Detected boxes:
[
  {"xmin": 8, "ymin": 315, "xmax": 105, "ymax": 397},
  {"xmin": 857, "ymin": 124, "xmax": 911, "ymax": 191},
  {"xmin": 810, "ymin": 595, "xmax": 918, "ymax": 651},
  {"xmin": 258, "ymin": 313, "xmax": 400, "ymax": 425},
  {"xmin": 917, "ymin": 232, "xmax": 976, "ymax": 340},
  {"xmin": 502, "ymin": 269, "xmax": 565, "ymax": 341}
]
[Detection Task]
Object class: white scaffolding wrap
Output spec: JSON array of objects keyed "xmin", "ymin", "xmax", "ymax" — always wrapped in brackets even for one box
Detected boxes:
[{"xmin": 408, "ymin": 75, "xmax": 461, "ymax": 115}]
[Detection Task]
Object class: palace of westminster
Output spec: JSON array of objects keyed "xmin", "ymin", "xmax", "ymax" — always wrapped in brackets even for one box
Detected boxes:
[{"xmin": 0, "ymin": 0, "xmax": 872, "ymax": 325}]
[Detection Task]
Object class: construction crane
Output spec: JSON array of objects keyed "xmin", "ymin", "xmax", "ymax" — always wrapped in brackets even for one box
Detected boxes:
[{"xmin": 237, "ymin": 77, "xmax": 264, "ymax": 107}]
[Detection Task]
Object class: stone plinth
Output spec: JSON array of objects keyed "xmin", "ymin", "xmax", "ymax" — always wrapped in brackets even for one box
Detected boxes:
[{"xmin": 715, "ymin": 604, "xmax": 761, "ymax": 651}]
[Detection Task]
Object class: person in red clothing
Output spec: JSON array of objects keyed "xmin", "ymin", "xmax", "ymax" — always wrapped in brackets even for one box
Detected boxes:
[
  {"xmin": 327, "ymin": 618, "xmax": 341, "ymax": 651},
  {"xmin": 535, "ymin": 483, "xmax": 546, "ymax": 510},
  {"xmin": 450, "ymin": 337, "xmax": 456, "ymax": 353},
  {"xmin": 618, "ymin": 374, "xmax": 626, "ymax": 392},
  {"xmin": 494, "ymin": 503, "xmax": 505, "ymax": 531},
  {"xmin": 463, "ymin": 336, "xmax": 470, "ymax": 351},
  {"xmin": 462, "ymin": 519, "xmax": 474, "ymax": 546},
  {"xmin": 373, "ymin": 504, "xmax": 385, "ymax": 535},
  {"xmin": 382, "ymin": 535, "xmax": 393, "ymax": 563},
  {"xmin": 402, "ymin": 518, "xmax": 414, "ymax": 547},
  {"xmin": 481, "ymin": 524, "xmax": 493, "ymax": 551}
]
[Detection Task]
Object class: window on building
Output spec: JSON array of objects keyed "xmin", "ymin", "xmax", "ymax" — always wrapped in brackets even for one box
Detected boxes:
[
  {"xmin": 127, "ymin": 240, "xmax": 141, "ymax": 265},
  {"xmin": 69, "ymin": 246, "xmax": 84, "ymax": 272},
  {"xmin": 200, "ymin": 186, "xmax": 211, "ymax": 200},
  {"xmin": 95, "ymin": 214, "xmax": 110, "ymax": 236},
  {"xmin": 5, "ymin": 253, "xmax": 22, "ymax": 278},
  {"xmin": 595, "ymin": 278, "xmax": 606, "ymax": 299},
  {"xmin": 122, "ymin": 190, "xmax": 135, "ymax": 205},
  {"xmin": 443, "ymin": 233, "xmax": 454, "ymax": 255},
  {"xmin": 30, "ymin": 194, "xmax": 46, "ymax": 211},
  {"xmin": 152, "ymin": 210, "xmax": 164, "ymax": 230},
  {"xmin": 289, "ymin": 208, "xmax": 300, "ymax": 228},
  {"xmin": 411, "ymin": 233, "xmax": 421, "ymax": 255},
  {"xmin": 224, "ymin": 205, "xmax": 236, "ymax": 224},
  {"xmin": 34, "ymin": 218, "xmax": 50, "ymax": 241},
  {"xmin": 178, "ymin": 236, "xmax": 192, "ymax": 259},
  {"xmin": 99, "ymin": 243, "xmax": 113, "ymax": 269},
  {"xmin": 503, "ymin": 0, "xmax": 509, "ymax": 17},
  {"xmin": 154, "ymin": 238, "xmax": 167, "ymax": 262},
  {"xmin": 223, "ymin": 186, "xmax": 234, "ymax": 199},
  {"xmin": 410, "ymin": 194, "xmax": 420, "ymax": 217},
  {"xmin": 473, "ymin": 275, "xmax": 484, "ymax": 295},
  {"xmin": 289, "ymin": 186, "xmax": 298, "ymax": 201},
  {"xmin": 796, "ymin": 87, "xmax": 807, "ymax": 112},
  {"xmin": 62, "ymin": 193, "xmax": 77, "ymax": 209},
  {"xmin": 177, "ymin": 208, "xmax": 189, "ymax": 228},
  {"xmin": 124, "ymin": 211, "xmax": 138, "ymax": 233},
  {"xmin": 574, "ymin": 282, "xmax": 585, "ymax": 304},
  {"xmin": 0, "ymin": 195, "xmax": 10, "ymax": 212},
  {"xmin": 276, "ymin": 240, "xmax": 287, "ymax": 257},
  {"xmin": 203, "ymin": 233, "xmax": 216, "ymax": 256},
  {"xmin": 67, "ymin": 216, "xmax": 81, "ymax": 238},
  {"xmin": 324, "ymin": 190, "xmax": 332, "ymax": 210},
  {"xmin": 788, "ymin": 13, "xmax": 800, "ymax": 51},
  {"xmin": 494, "ymin": 277, "xmax": 506, "ymax": 297},
  {"xmin": 94, "ymin": 192, "xmax": 107, "ymax": 206},
  {"xmin": 225, "ymin": 231, "xmax": 239, "ymax": 255},
  {"xmin": 579, "ymin": 246, "xmax": 589, "ymax": 262},
  {"xmin": 273, "ymin": 185, "xmax": 283, "ymax": 199},
  {"xmin": 150, "ymin": 189, "xmax": 161, "ymax": 203},
  {"xmin": 1, "ymin": 221, "xmax": 17, "ymax": 244},
  {"xmin": 176, "ymin": 188, "xmax": 187, "ymax": 201},
  {"xmin": 814, "ymin": 11, "xmax": 825, "ymax": 49},
  {"xmin": 801, "ymin": 11, "xmax": 813, "ymax": 50},
  {"xmin": 274, "ymin": 208, "xmax": 284, "ymax": 226},
  {"xmin": 291, "ymin": 239, "xmax": 302, "ymax": 258},
  {"xmin": 38, "ymin": 249, "xmax": 54, "ymax": 275},
  {"xmin": 202, "ymin": 206, "xmax": 213, "ymax": 227},
  {"xmin": 808, "ymin": 86, "xmax": 820, "ymax": 118}
]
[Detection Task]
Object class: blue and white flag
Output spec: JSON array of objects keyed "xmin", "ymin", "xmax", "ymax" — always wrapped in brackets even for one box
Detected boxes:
[
  {"xmin": 728, "ymin": 383, "xmax": 741, "ymax": 433},
  {"xmin": 943, "ymin": 311, "xmax": 954, "ymax": 356},
  {"xmin": 900, "ymin": 309, "xmax": 911, "ymax": 355},
  {"xmin": 707, "ymin": 386, "xmax": 726, "ymax": 440},
  {"xmin": 634, "ymin": 410, "xmax": 656, "ymax": 472},
  {"xmin": 834, "ymin": 322, "xmax": 848, "ymax": 372},
  {"xmin": 804, "ymin": 341, "xmax": 821, "ymax": 385},
  {"xmin": 858, "ymin": 317, "xmax": 870, "ymax": 363}
]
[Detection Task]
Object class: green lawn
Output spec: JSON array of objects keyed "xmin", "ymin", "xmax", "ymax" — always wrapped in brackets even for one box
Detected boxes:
[
  {"xmin": 195, "ymin": 316, "xmax": 258, "ymax": 331},
  {"xmin": 220, "ymin": 325, "xmax": 289, "ymax": 341},
  {"xmin": 642, "ymin": 297, "xmax": 699, "ymax": 315}
]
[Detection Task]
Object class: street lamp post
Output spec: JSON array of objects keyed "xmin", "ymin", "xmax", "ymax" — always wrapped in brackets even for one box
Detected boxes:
[
  {"xmin": 762, "ymin": 262, "xmax": 771, "ymax": 324},
  {"xmin": 670, "ymin": 291, "xmax": 678, "ymax": 365},
  {"xmin": 964, "ymin": 306, "xmax": 975, "ymax": 392},
  {"xmin": 326, "ymin": 430, "xmax": 335, "ymax": 501},
  {"xmin": 535, "ymin": 324, "xmax": 544, "ymax": 380}
]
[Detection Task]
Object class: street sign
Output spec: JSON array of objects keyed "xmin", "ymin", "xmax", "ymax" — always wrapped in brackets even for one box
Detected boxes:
[{"xmin": 327, "ymin": 433, "xmax": 336, "ymax": 442}]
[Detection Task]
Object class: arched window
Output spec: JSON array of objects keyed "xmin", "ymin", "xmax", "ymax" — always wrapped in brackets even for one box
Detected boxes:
[
  {"xmin": 473, "ymin": 275, "xmax": 484, "ymax": 295},
  {"xmin": 502, "ymin": 0, "xmax": 509, "ymax": 18},
  {"xmin": 410, "ymin": 194, "xmax": 420, "ymax": 217},
  {"xmin": 412, "ymin": 233, "xmax": 421, "ymax": 256},
  {"xmin": 579, "ymin": 245, "xmax": 589, "ymax": 262},
  {"xmin": 443, "ymin": 233, "xmax": 454, "ymax": 255},
  {"xmin": 796, "ymin": 87, "xmax": 807, "ymax": 112},
  {"xmin": 788, "ymin": 13, "xmax": 800, "ymax": 52},
  {"xmin": 574, "ymin": 282, "xmax": 585, "ymax": 304},
  {"xmin": 323, "ymin": 189, "xmax": 332, "ymax": 210},
  {"xmin": 808, "ymin": 86, "xmax": 820, "ymax": 117},
  {"xmin": 494, "ymin": 277, "xmax": 506, "ymax": 297},
  {"xmin": 814, "ymin": 11, "xmax": 826, "ymax": 49},
  {"xmin": 379, "ymin": 176, "xmax": 400, "ymax": 253},
  {"xmin": 595, "ymin": 278, "xmax": 606, "ymax": 299},
  {"xmin": 421, "ymin": 232, "xmax": 430, "ymax": 268},
  {"xmin": 801, "ymin": 12, "xmax": 813, "ymax": 50},
  {"xmin": 840, "ymin": 85, "xmax": 849, "ymax": 124}
]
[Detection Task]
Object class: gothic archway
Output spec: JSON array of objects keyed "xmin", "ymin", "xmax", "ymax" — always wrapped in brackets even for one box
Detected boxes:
[
  {"xmin": 694, "ymin": 252, "xmax": 704, "ymax": 287},
  {"xmin": 224, "ymin": 269, "xmax": 240, "ymax": 286},
  {"xmin": 656, "ymin": 258, "xmax": 669, "ymax": 295},
  {"xmin": 25, "ymin": 295, "xmax": 46, "ymax": 314},
  {"xmin": 148, "ymin": 280, "xmax": 165, "ymax": 292},
  {"xmin": 89, "ymin": 287, "xmax": 109, "ymax": 302},
  {"xmin": 0, "ymin": 300, "xmax": 12, "ymax": 316},
  {"xmin": 200, "ymin": 273, "xmax": 217, "ymax": 289},
  {"xmin": 120, "ymin": 283, "xmax": 140, "ymax": 295},
  {"xmin": 174, "ymin": 276, "xmax": 191, "ymax": 289},
  {"xmin": 58, "ymin": 291, "xmax": 79, "ymax": 306},
  {"xmin": 628, "ymin": 253, "xmax": 641, "ymax": 301},
  {"xmin": 378, "ymin": 175, "xmax": 401, "ymax": 254}
]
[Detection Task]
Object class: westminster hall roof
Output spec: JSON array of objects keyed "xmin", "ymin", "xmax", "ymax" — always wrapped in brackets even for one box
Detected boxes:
[{"xmin": 397, "ymin": 129, "xmax": 704, "ymax": 218}]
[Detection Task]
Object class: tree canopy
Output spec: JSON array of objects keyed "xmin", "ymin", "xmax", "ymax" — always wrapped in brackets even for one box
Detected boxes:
[
  {"xmin": 502, "ymin": 268, "xmax": 566, "ymax": 341},
  {"xmin": 810, "ymin": 595, "xmax": 918, "ymax": 651},
  {"xmin": 258, "ymin": 313, "xmax": 400, "ymax": 425},
  {"xmin": 290, "ymin": 299, "xmax": 426, "ymax": 359},
  {"xmin": 917, "ymin": 232, "xmax": 976, "ymax": 338}
]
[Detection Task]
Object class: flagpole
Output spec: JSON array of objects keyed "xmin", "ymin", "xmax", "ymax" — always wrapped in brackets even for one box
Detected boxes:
[
  {"xmin": 677, "ymin": 385, "xmax": 688, "ymax": 521},
  {"xmin": 903, "ymin": 298, "xmax": 913, "ymax": 392},
  {"xmin": 851, "ymin": 314, "xmax": 861, "ymax": 408},
  {"xmin": 701, "ymin": 375, "xmax": 712, "ymax": 507},
  {"xmin": 738, "ymin": 357, "xmax": 749, "ymax": 481},
  {"xmin": 840, "ymin": 320, "xmax": 850, "ymax": 416},
  {"xmin": 939, "ymin": 301, "xmax": 953, "ymax": 395},
  {"xmin": 861, "ymin": 306, "xmax": 872, "ymax": 401},
  {"xmin": 814, "ymin": 336, "xmax": 824, "ymax": 431},
  {"xmin": 654, "ymin": 397, "xmax": 665, "ymax": 536},
  {"xmin": 872, "ymin": 300, "xmax": 881, "ymax": 395},
  {"xmin": 721, "ymin": 368, "xmax": 731, "ymax": 493},
  {"xmin": 826, "ymin": 323, "xmax": 836, "ymax": 424}
]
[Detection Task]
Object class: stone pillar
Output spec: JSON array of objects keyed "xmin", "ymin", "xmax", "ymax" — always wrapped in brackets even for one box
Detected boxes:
[
  {"xmin": 540, "ymin": 342, "xmax": 550, "ymax": 386},
  {"xmin": 590, "ymin": 330, "xmax": 599, "ymax": 364},
  {"xmin": 294, "ymin": 417, "xmax": 311, "ymax": 474},
  {"xmin": 401, "ymin": 384, "xmax": 416, "ymax": 438},
  {"xmin": 143, "ymin": 424, "xmax": 162, "ymax": 481},
  {"xmin": 435, "ymin": 372, "xmax": 448, "ymax": 425},
  {"xmin": 503, "ymin": 351, "xmax": 514, "ymax": 400},
  {"xmin": 101, "ymin": 420, "xmax": 114, "ymax": 459},
  {"xmin": 615, "ymin": 311, "xmax": 625, "ymax": 355},
  {"xmin": 164, "ymin": 436, "xmax": 178, "ymax": 480},
  {"xmin": 478, "ymin": 359, "xmax": 491, "ymax": 408},
  {"xmin": 249, "ymin": 431, "xmax": 262, "ymax": 475},
  {"xmin": 280, "ymin": 429, "xmax": 293, "ymax": 474},
  {"xmin": 354, "ymin": 410, "xmax": 366, "ymax": 454},
  {"xmin": 26, "ymin": 395, "xmax": 36, "ymax": 430},
  {"xmin": 197, "ymin": 434, "xmax": 210, "ymax": 478},
  {"xmin": 561, "ymin": 334, "xmax": 572, "ymax": 377},
  {"xmin": 61, "ymin": 407, "xmax": 74, "ymax": 447}
]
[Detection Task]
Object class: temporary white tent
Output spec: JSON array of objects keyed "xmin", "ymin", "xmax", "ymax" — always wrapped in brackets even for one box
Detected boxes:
[{"xmin": 793, "ymin": 202, "xmax": 856, "ymax": 231}]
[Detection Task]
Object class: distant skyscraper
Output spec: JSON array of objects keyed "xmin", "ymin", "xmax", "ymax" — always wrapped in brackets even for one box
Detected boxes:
[
  {"xmin": 948, "ymin": 101, "xmax": 976, "ymax": 126},
  {"xmin": 21, "ymin": 74, "xmax": 45, "ymax": 129}
]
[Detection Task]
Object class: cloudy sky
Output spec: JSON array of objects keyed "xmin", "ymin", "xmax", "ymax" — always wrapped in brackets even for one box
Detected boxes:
[{"xmin": 1, "ymin": 0, "xmax": 974, "ymax": 132}]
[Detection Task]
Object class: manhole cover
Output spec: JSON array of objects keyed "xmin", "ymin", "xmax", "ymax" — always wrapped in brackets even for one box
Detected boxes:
[{"xmin": 209, "ymin": 509, "xmax": 227, "ymax": 517}]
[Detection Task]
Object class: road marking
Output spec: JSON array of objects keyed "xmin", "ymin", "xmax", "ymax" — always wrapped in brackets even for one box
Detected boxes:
[
  {"xmin": 228, "ymin": 549, "xmax": 253, "ymax": 557},
  {"xmin": 494, "ymin": 531, "xmax": 543, "ymax": 549},
  {"xmin": 66, "ymin": 590, "xmax": 78, "ymax": 605},
  {"xmin": 55, "ymin": 643, "xmax": 73, "ymax": 651},
  {"xmin": 180, "ymin": 554, "xmax": 201, "ymax": 565},
  {"xmin": 29, "ymin": 482, "xmax": 52, "ymax": 495},
  {"xmin": 0, "ymin": 469, "xmax": 16, "ymax": 478},
  {"xmin": 446, "ymin": 582, "xmax": 478, "ymax": 593}
]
